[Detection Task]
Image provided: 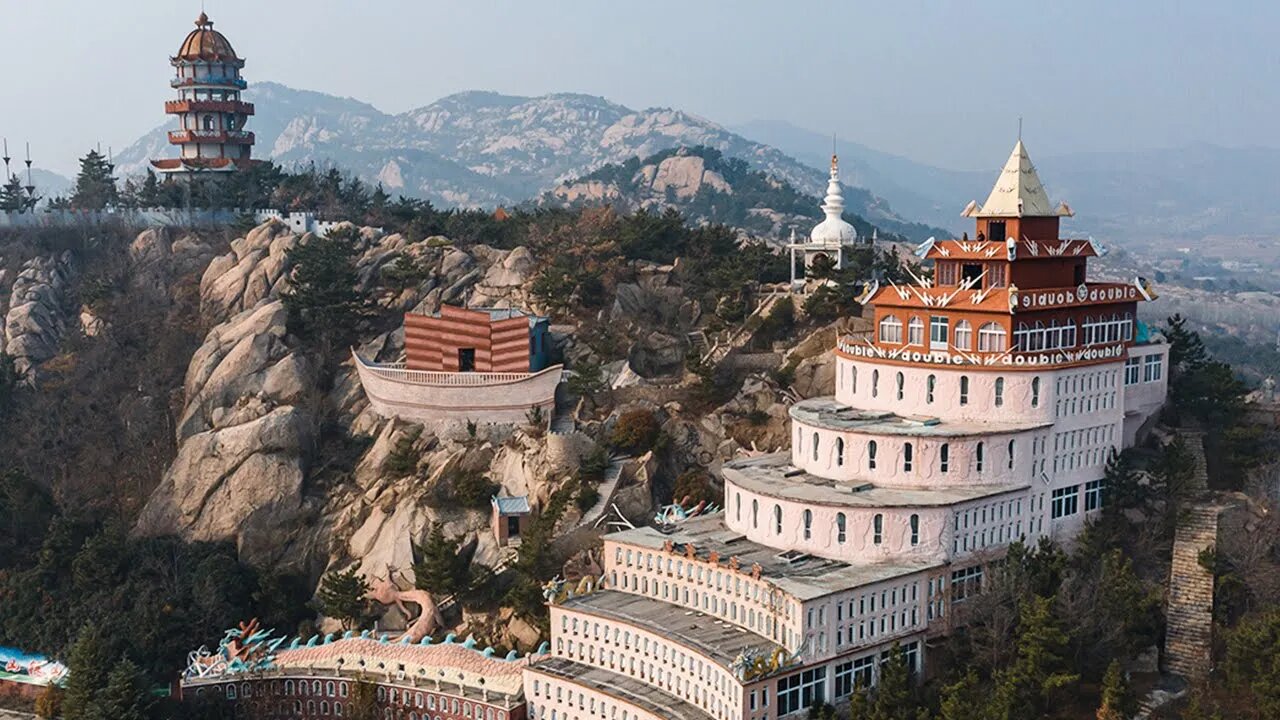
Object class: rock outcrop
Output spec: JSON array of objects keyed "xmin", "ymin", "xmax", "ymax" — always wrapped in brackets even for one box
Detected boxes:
[
  {"xmin": 200, "ymin": 220, "xmax": 301, "ymax": 319},
  {"xmin": 3, "ymin": 252, "xmax": 75, "ymax": 380}
]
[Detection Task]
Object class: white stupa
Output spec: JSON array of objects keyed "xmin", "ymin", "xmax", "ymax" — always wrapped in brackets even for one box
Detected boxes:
[{"xmin": 788, "ymin": 153, "xmax": 865, "ymax": 289}]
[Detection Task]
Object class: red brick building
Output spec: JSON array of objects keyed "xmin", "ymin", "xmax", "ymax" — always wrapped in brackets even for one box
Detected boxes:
[{"xmin": 404, "ymin": 306, "xmax": 550, "ymax": 373}]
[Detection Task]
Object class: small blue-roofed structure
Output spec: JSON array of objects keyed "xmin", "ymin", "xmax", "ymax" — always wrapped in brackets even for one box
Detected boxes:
[{"xmin": 491, "ymin": 495, "xmax": 533, "ymax": 547}]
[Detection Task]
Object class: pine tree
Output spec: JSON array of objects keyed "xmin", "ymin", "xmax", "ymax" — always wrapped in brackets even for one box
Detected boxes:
[
  {"xmin": 1165, "ymin": 314, "xmax": 1207, "ymax": 373},
  {"xmin": 98, "ymin": 658, "xmax": 153, "ymax": 720},
  {"xmin": 848, "ymin": 680, "xmax": 871, "ymax": 719},
  {"xmin": 870, "ymin": 645, "xmax": 913, "ymax": 720},
  {"xmin": 62, "ymin": 624, "xmax": 111, "ymax": 720},
  {"xmin": 413, "ymin": 522, "xmax": 468, "ymax": 596},
  {"xmin": 69, "ymin": 149, "xmax": 119, "ymax": 210},
  {"xmin": 315, "ymin": 567, "xmax": 370, "ymax": 630},
  {"xmin": 989, "ymin": 596, "xmax": 1079, "ymax": 719},
  {"xmin": 0, "ymin": 174, "xmax": 32, "ymax": 212},
  {"xmin": 281, "ymin": 228, "xmax": 369, "ymax": 357},
  {"xmin": 138, "ymin": 169, "xmax": 162, "ymax": 207},
  {"xmin": 940, "ymin": 670, "xmax": 990, "ymax": 720},
  {"xmin": 1096, "ymin": 660, "xmax": 1134, "ymax": 720}
]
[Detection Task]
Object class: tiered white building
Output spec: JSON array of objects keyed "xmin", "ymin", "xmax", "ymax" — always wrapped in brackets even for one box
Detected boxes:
[{"xmin": 523, "ymin": 141, "xmax": 1170, "ymax": 720}]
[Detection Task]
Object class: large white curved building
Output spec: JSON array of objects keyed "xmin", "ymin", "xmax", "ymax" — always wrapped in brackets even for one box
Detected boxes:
[{"xmin": 523, "ymin": 140, "xmax": 1169, "ymax": 720}]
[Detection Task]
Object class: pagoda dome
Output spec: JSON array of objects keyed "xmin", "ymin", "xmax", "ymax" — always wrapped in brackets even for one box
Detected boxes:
[
  {"xmin": 810, "ymin": 154, "xmax": 857, "ymax": 244},
  {"xmin": 176, "ymin": 13, "xmax": 239, "ymax": 61}
]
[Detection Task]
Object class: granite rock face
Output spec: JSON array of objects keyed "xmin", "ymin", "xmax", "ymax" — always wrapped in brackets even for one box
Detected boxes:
[{"xmin": 3, "ymin": 252, "xmax": 75, "ymax": 380}]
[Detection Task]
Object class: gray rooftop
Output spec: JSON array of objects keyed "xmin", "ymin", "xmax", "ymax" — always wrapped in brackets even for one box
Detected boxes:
[
  {"xmin": 790, "ymin": 396, "xmax": 1051, "ymax": 438},
  {"xmin": 605, "ymin": 517, "xmax": 939, "ymax": 600},
  {"xmin": 528, "ymin": 657, "xmax": 713, "ymax": 720},
  {"xmin": 491, "ymin": 495, "xmax": 532, "ymax": 514},
  {"xmin": 725, "ymin": 452, "xmax": 1028, "ymax": 510},
  {"xmin": 560, "ymin": 590, "xmax": 778, "ymax": 667}
]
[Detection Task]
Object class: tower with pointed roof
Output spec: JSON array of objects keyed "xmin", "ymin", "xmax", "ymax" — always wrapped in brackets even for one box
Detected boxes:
[
  {"xmin": 788, "ymin": 154, "xmax": 865, "ymax": 290},
  {"xmin": 151, "ymin": 12, "xmax": 257, "ymax": 176}
]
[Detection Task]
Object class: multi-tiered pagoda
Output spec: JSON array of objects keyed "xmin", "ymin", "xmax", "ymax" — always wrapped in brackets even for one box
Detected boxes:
[
  {"xmin": 521, "ymin": 140, "xmax": 1170, "ymax": 720},
  {"xmin": 151, "ymin": 13, "xmax": 256, "ymax": 176}
]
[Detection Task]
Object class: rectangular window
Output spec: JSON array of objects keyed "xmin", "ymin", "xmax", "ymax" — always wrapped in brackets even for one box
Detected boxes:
[
  {"xmin": 951, "ymin": 566, "xmax": 983, "ymax": 602},
  {"xmin": 1143, "ymin": 355, "xmax": 1163, "ymax": 383},
  {"xmin": 777, "ymin": 668, "xmax": 825, "ymax": 715},
  {"xmin": 1085, "ymin": 479, "xmax": 1103, "ymax": 511},
  {"xmin": 1051, "ymin": 485, "xmax": 1080, "ymax": 519},
  {"xmin": 1125, "ymin": 357, "xmax": 1141, "ymax": 385},
  {"xmin": 930, "ymin": 316, "xmax": 949, "ymax": 350}
]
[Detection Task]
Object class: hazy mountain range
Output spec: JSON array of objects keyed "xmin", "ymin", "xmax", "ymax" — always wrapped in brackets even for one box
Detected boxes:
[
  {"xmin": 82, "ymin": 82, "xmax": 1280, "ymax": 243},
  {"xmin": 737, "ymin": 120, "xmax": 1280, "ymax": 241},
  {"xmin": 113, "ymin": 82, "xmax": 941, "ymax": 239}
]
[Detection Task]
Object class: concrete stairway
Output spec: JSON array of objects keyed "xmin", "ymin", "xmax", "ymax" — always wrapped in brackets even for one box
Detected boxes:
[
  {"xmin": 1164, "ymin": 503, "xmax": 1221, "ymax": 681},
  {"xmin": 1177, "ymin": 429, "xmax": 1210, "ymax": 493}
]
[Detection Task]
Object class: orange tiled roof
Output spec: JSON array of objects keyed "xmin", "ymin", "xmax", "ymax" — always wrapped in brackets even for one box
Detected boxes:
[{"xmin": 176, "ymin": 13, "xmax": 238, "ymax": 61}]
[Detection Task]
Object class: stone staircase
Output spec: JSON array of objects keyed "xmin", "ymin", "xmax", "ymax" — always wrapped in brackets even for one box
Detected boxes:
[
  {"xmin": 1177, "ymin": 429, "xmax": 1210, "ymax": 493},
  {"xmin": 698, "ymin": 289, "xmax": 787, "ymax": 365},
  {"xmin": 1164, "ymin": 503, "xmax": 1221, "ymax": 681}
]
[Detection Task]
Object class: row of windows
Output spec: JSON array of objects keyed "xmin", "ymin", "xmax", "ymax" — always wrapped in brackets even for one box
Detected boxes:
[
  {"xmin": 1054, "ymin": 369, "xmax": 1120, "ymax": 418},
  {"xmin": 549, "ymin": 620, "xmax": 735, "ymax": 720},
  {"xmin": 197, "ymin": 681, "xmax": 507, "ymax": 720},
  {"xmin": 528, "ymin": 679, "xmax": 666, "ymax": 720},
  {"xmin": 613, "ymin": 545, "xmax": 787, "ymax": 625},
  {"xmin": 843, "ymin": 367, "xmax": 1042, "ymax": 409},
  {"xmin": 797, "ymin": 428, "xmax": 1019, "ymax": 476},
  {"xmin": 611, "ymin": 568, "xmax": 788, "ymax": 647},
  {"xmin": 1053, "ymin": 424, "xmax": 1117, "ymax": 475},
  {"xmin": 1124, "ymin": 355, "xmax": 1164, "ymax": 385},
  {"xmin": 740, "ymin": 491, "xmax": 923, "ymax": 548},
  {"xmin": 877, "ymin": 317, "xmax": 1007, "ymax": 352}
]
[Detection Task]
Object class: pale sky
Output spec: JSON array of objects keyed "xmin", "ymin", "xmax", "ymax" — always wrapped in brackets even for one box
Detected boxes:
[{"xmin": 3, "ymin": 0, "xmax": 1277, "ymax": 176}]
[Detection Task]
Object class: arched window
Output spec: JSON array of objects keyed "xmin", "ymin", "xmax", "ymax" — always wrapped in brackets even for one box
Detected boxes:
[
  {"xmin": 752, "ymin": 499, "xmax": 759, "ymax": 528},
  {"xmin": 872, "ymin": 369, "xmax": 880, "ymax": 398},
  {"xmin": 940, "ymin": 443, "xmax": 950, "ymax": 472},
  {"xmin": 910, "ymin": 514, "xmax": 920, "ymax": 546},
  {"xmin": 735, "ymin": 493, "xmax": 741, "ymax": 522},
  {"xmin": 926, "ymin": 374, "xmax": 936, "ymax": 404},
  {"xmin": 873, "ymin": 514, "xmax": 884, "ymax": 545},
  {"xmin": 903, "ymin": 442, "xmax": 914, "ymax": 472},
  {"xmin": 1008, "ymin": 439, "xmax": 1016, "ymax": 469},
  {"xmin": 879, "ymin": 315, "xmax": 904, "ymax": 344},
  {"xmin": 803, "ymin": 510, "xmax": 812, "ymax": 540},
  {"xmin": 836, "ymin": 513, "xmax": 847, "ymax": 543},
  {"xmin": 955, "ymin": 320, "xmax": 973, "ymax": 351},
  {"xmin": 976, "ymin": 442, "xmax": 985, "ymax": 472},
  {"xmin": 774, "ymin": 505, "xmax": 783, "ymax": 534},
  {"xmin": 960, "ymin": 376, "xmax": 970, "ymax": 406},
  {"xmin": 868, "ymin": 441, "xmax": 878, "ymax": 470},
  {"xmin": 812, "ymin": 432, "xmax": 820, "ymax": 461},
  {"xmin": 1031, "ymin": 377, "xmax": 1041, "ymax": 407},
  {"xmin": 896, "ymin": 372, "xmax": 905, "ymax": 400},
  {"xmin": 994, "ymin": 377, "xmax": 1005, "ymax": 407},
  {"xmin": 978, "ymin": 322, "xmax": 1007, "ymax": 352},
  {"xmin": 851, "ymin": 366, "xmax": 858, "ymax": 393},
  {"xmin": 907, "ymin": 317, "xmax": 925, "ymax": 345},
  {"xmin": 836, "ymin": 437, "xmax": 845, "ymax": 467}
]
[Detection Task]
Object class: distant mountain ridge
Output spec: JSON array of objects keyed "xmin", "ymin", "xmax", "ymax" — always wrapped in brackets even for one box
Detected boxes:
[
  {"xmin": 736, "ymin": 119, "xmax": 1280, "ymax": 241},
  {"xmin": 540, "ymin": 145, "xmax": 908, "ymax": 242},
  {"xmin": 114, "ymin": 82, "xmax": 942, "ymax": 239}
]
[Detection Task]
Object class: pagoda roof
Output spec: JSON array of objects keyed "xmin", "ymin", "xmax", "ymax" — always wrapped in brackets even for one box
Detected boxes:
[
  {"xmin": 176, "ymin": 13, "xmax": 240, "ymax": 62},
  {"xmin": 962, "ymin": 140, "xmax": 1072, "ymax": 218}
]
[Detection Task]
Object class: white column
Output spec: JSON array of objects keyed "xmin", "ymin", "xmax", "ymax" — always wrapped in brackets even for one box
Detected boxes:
[{"xmin": 790, "ymin": 246, "xmax": 797, "ymax": 289}]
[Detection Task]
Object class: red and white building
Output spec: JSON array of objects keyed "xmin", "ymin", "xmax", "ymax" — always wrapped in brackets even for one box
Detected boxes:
[
  {"xmin": 522, "ymin": 141, "xmax": 1170, "ymax": 720},
  {"xmin": 152, "ymin": 12, "xmax": 257, "ymax": 176}
]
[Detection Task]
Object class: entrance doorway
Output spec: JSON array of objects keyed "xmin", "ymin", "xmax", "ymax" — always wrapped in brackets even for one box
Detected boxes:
[{"xmin": 458, "ymin": 348, "xmax": 476, "ymax": 372}]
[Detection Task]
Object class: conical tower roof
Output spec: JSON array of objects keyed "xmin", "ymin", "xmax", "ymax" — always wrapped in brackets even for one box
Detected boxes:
[{"xmin": 963, "ymin": 140, "xmax": 1070, "ymax": 217}]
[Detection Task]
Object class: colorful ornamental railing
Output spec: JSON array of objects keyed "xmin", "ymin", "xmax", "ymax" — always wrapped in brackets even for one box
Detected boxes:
[
  {"xmin": 165, "ymin": 99, "xmax": 255, "ymax": 115},
  {"xmin": 171, "ymin": 76, "xmax": 248, "ymax": 89},
  {"xmin": 836, "ymin": 336, "xmax": 1129, "ymax": 368},
  {"xmin": 168, "ymin": 130, "xmax": 256, "ymax": 145}
]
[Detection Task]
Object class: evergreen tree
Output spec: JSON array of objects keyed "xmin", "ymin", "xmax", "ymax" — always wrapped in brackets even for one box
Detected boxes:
[
  {"xmin": 99, "ymin": 658, "xmax": 153, "ymax": 720},
  {"xmin": 1095, "ymin": 660, "xmax": 1135, "ymax": 720},
  {"xmin": 1165, "ymin": 314, "xmax": 1207, "ymax": 373},
  {"xmin": 69, "ymin": 149, "xmax": 119, "ymax": 210},
  {"xmin": 315, "ymin": 567, "xmax": 370, "ymax": 630},
  {"xmin": 138, "ymin": 169, "xmax": 162, "ymax": 207},
  {"xmin": 413, "ymin": 523, "xmax": 469, "ymax": 596},
  {"xmin": 939, "ymin": 670, "xmax": 989, "ymax": 720},
  {"xmin": 0, "ymin": 174, "xmax": 34, "ymax": 212},
  {"xmin": 988, "ymin": 596, "xmax": 1079, "ymax": 720},
  {"xmin": 62, "ymin": 624, "xmax": 111, "ymax": 720},
  {"xmin": 848, "ymin": 680, "xmax": 871, "ymax": 719},
  {"xmin": 870, "ymin": 644, "xmax": 914, "ymax": 720},
  {"xmin": 281, "ymin": 227, "xmax": 370, "ymax": 357},
  {"xmin": 1224, "ymin": 609, "xmax": 1280, "ymax": 719}
]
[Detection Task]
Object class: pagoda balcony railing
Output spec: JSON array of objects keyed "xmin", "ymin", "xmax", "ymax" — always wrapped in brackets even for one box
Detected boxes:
[
  {"xmin": 165, "ymin": 99, "xmax": 255, "ymax": 115},
  {"xmin": 170, "ymin": 76, "xmax": 248, "ymax": 90},
  {"xmin": 168, "ymin": 130, "xmax": 255, "ymax": 145}
]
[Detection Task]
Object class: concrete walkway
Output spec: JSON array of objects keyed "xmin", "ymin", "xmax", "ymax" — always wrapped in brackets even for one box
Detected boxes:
[{"xmin": 575, "ymin": 454, "xmax": 628, "ymax": 530}]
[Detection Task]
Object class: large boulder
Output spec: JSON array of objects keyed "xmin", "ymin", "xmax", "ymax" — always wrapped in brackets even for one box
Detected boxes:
[
  {"xmin": 3, "ymin": 252, "xmax": 74, "ymax": 380},
  {"xmin": 200, "ymin": 220, "xmax": 301, "ymax": 320}
]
